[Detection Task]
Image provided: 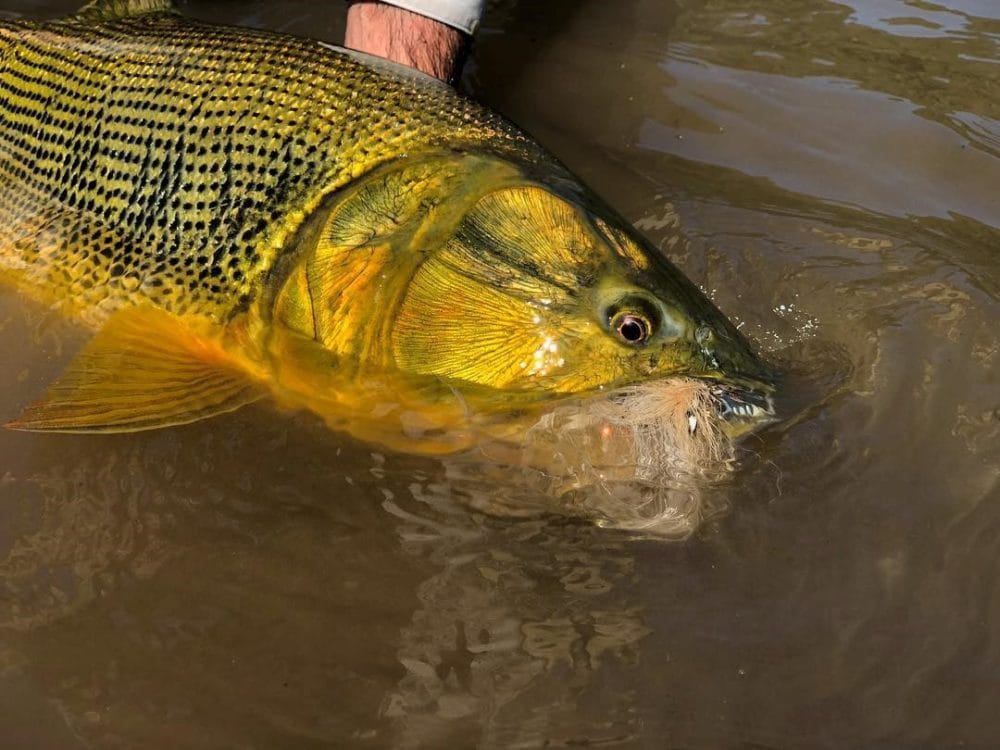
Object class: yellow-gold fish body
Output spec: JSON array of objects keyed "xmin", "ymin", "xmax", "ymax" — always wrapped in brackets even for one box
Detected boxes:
[{"xmin": 0, "ymin": 0, "xmax": 775, "ymax": 482}]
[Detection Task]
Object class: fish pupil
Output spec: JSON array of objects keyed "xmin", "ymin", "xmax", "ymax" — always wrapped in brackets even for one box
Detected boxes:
[{"xmin": 616, "ymin": 314, "xmax": 649, "ymax": 344}]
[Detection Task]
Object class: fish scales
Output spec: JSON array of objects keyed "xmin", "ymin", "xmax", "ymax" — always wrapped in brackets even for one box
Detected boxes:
[{"xmin": 0, "ymin": 10, "xmax": 538, "ymax": 321}]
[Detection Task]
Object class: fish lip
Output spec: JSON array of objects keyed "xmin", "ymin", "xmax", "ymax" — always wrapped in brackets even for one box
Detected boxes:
[{"xmin": 706, "ymin": 379, "xmax": 777, "ymax": 429}]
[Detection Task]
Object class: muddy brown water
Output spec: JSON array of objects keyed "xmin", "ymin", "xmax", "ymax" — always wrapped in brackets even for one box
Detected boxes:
[{"xmin": 1, "ymin": 0, "xmax": 998, "ymax": 747}]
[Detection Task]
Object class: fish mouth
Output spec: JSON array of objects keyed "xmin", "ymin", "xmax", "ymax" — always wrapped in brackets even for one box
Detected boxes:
[{"xmin": 704, "ymin": 380, "xmax": 776, "ymax": 437}]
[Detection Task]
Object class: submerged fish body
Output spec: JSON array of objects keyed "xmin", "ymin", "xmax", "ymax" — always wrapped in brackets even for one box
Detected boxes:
[{"xmin": 0, "ymin": 0, "xmax": 774, "ymax": 517}]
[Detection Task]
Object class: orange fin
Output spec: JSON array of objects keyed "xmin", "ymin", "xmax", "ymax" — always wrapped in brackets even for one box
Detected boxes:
[{"xmin": 6, "ymin": 307, "xmax": 264, "ymax": 433}]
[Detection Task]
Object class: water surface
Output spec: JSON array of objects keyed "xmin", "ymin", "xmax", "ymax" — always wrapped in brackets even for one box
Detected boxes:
[{"xmin": 1, "ymin": 0, "xmax": 998, "ymax": 747}]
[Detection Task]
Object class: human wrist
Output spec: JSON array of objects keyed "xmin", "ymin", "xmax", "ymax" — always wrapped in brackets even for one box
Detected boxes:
[{"xmin": 344, "ymin": 1, "xmax": 468, "ymax": 82}]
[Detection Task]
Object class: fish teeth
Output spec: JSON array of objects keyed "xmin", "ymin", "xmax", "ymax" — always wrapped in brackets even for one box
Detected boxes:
[{"xmin": 727, "ymin": 403, "xmax": 760, "ymax": 418}]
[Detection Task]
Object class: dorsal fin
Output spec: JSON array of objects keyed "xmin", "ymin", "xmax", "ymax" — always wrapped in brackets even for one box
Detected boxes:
[{"xmin": 74, "ymin": 0, "xmax": 176, "ymax": 21}]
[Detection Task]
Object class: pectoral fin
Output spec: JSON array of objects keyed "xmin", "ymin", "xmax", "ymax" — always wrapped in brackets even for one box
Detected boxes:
[{"xmin": 7, "ymin": 307, "xmax": 264, "ymax": 433}]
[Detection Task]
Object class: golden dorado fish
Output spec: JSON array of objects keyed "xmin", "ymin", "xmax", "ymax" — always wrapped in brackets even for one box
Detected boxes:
[{"xmin": 0, "ymin": 0, "xmax": 774, "ymax": 509}]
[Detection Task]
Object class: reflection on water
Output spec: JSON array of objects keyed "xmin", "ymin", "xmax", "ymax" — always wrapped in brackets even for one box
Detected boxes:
[{"xmin": 1, "ymin": 0, "xmax": 999, "ymax": 747}]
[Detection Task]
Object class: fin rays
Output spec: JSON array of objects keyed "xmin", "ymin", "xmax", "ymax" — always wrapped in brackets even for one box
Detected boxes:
[{"xmin": 6, "ymin": 306, "xmax": 264, "ymax": 433}]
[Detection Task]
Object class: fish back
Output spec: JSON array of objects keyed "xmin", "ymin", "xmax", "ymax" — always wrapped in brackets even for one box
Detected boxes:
[{"xmin": 0, "ymin": 10, "xmax": 531, "ymax": 321}]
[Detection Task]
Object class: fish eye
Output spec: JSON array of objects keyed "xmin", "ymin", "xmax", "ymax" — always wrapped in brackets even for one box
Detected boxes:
[
  {"xmin": 608, "ymin": 301, "xmax": 658, "ymax": 346},
  {"xmin": 613, "ymin": 313, "xmax": 651, "ymax": 344}
]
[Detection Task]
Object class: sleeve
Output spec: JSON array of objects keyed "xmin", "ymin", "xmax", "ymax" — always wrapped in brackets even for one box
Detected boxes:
[{"xmin": 376, "ymin": 0, "xmax": 486, "ymax": 35}]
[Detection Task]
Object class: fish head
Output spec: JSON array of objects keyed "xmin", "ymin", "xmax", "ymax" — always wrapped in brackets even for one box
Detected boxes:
[
  {"xmin": 387, "ymin": 175, "xmax": 775, "ymax": 438},
  {"xmin": 266, "ymin": 153, "xmax": 774, "ymax": 462}
]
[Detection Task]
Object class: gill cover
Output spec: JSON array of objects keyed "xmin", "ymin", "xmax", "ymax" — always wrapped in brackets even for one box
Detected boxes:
[
  {"xmin": 266, "ymin": 154, "xmax": 547, "ymax": 451},
  {"xmin": 391, "ymin": 185, "xmax": 605, "ymax": 389},
  {"xmin": 271, "ymin": 154, "xmax": 525, "ymax": 370}
]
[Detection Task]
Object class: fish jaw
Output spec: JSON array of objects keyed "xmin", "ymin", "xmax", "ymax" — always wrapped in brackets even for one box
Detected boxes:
[
  {"xmin": 521, "ymin": 376, "xmax": 775, "ymax": 472},
  {"xmin": 705, "ymin": 380, "xmax": 777, "ymax": 439}
]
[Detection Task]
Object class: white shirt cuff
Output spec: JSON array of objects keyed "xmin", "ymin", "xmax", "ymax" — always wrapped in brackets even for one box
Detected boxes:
[{"xmin": 377, "ymin": 0, "xmax": 486, "ymax": 34}]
